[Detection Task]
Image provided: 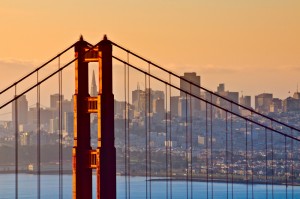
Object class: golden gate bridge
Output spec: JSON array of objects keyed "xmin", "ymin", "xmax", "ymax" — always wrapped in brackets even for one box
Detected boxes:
[{"xmin": 0, "ymin": 35, "xmax": 300, "ymax": 199}]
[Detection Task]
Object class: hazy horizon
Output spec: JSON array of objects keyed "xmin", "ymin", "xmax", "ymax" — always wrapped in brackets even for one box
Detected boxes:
[{"xmin": 1, "ymin": 1, "xmax": 300, "ymax": 114}]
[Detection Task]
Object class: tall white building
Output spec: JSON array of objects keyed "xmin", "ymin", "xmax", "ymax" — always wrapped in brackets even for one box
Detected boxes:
[{"xmin": 90, "ymin": 70, "xmax": 98, "ymax": 97}]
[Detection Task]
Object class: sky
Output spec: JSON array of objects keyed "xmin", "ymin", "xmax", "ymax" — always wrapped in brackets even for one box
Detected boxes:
[{"xmin": 1, "ymin": 0, "xmax": 300, "ymax": 104}]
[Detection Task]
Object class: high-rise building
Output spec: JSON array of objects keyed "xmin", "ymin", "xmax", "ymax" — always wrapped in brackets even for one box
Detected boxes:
[
  {"xmin": 217, "ymin": 83, "xmax": 225, "ymax": 93},
  {"xmin": 152, "ymin": 90, "xmax": 164, "ymax": 100},
  {"xmin": 215, "ymin": 84, "xmax": 239, "ymax": 116},
  {"xmin": 180, "ymin": 72, "xmax": 201, "ymax": 114},
  {"xmin": 239, "ymin": 95, "xmax": 251, "ymax": 108},
  {"xmin": 50, "ymin": 94, "xmax": 64, "ymax": 109},
  {"xmin": 180, "ymin": 72, "xmax": 200, "ymax": 97},
  {"xmin": 153, "ymin": 98, "xmax": 165, "ymax": 114},
  {"xmin": 170, "ymin": 96, "xmax": 179, "ymax": 116},
  {"xmin": 12, "ymin": 95, "xmax": 28, "ymax": 126},
  {"xmin": 132, "ymin": 84, "xmax": 165, "ymax": 114},
  {"xmin": 270, "ymin": 98, "xmax": 282, "ymax": 113},
  {"xmin": 90, "ymin": 70, "xmax": 97, "ymax": 97},
  {"xmin": 283, "ymin": 94, "xmax": 300, "ymax": 112},
  {"xmin": 178, "ymin": 97, "xmax": 190, "ymax": 118},
  {"xmin": 49, "ymin": 118, "xmax": 59, "ymax": 134},
  {"xmin": 132, "ymin": 83, "xmax": 146, "ymax": 112},
  {"xmin": 255, "ymin": 93, "xmax": 273, "ymax": 113},
  {"xmin": 114, "ymin": 100, "xmax": 125, "ymax": 118},
  {"xmin": 61, "ymin": 99, "xmax": 73, "ymax": 113},
  {"xmin": 64, "ymin": 112, "xmax": 74, "ymax": 135},
  {"xmin": 293, "ymin": 92, "xmax": 300, "ymax": 100}
]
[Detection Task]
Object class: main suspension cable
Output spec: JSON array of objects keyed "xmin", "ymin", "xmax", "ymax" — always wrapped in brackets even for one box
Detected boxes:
[
  {"xmin": 112, "ymin": 56, "xmax": 300, "ymax": 141},
  {"xmin": 111, "ymin": 41, "xmax": 300, "ymax": 135},
  {"xmin": 0, "ymin": 43, "xmax": 75, "ymax": 96}
]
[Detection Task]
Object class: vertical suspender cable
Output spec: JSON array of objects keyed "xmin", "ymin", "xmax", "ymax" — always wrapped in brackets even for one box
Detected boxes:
[
  {"xmin": 230, "ymin": 103, "xmax": 233, "ymax": 199},
  {"xmin": 145, "ymin": 73, "xmax": 148, "ymax": 199},
  {"xmin": 127, "ymin": 53, "xmax": 131, "ymax": 199},
  {"xmin": 165, "ymin": 83, "xmax": 168, "ymax": 199},
  {"xmin": 169, "ymin": 74, "xmax": 172, "ymax": 199},
  {"xmin": 14, "ymin": 85, "xmax": 18, "ymax": 199},
  {"xmin": 190, "ymin": 84, "xmax": 193, "ymax": 199},
  {"xmin": 285, "ymin": 136, "xmax": 287, "ymax": 199},
  {"xmin": 58, "ymin": 55, "xmax": 63, "ymax": 199},
  {"xmin": 225, "ymin": 111, "xmax": 228, "ymax": 199},
  {"xmin": 245, "ymin": 120, "xmax": 248, "ymax": 199},
  {"xmin": 271, "ymin": 122, "xmax": 274, "ymax": 199},
  {"xmin": 250, "ymin": 113, "xmax": 254, "ymax": 199},
  {"xmin": 37, "ymin": 71, "xmax": 41, "ymax": 199},
  {"xmin": 185, "ymin": 93, "xmax": 188, "ymax": 199},
  {"xmin": 291, "ymin": 129, "xmax": 294, "ymax": 199},
  {"xmin": 124, "ymin": 63, "xmax": 128, "ymax": 199},
  {"xmin": 205, "ymin": 102, "xmax": 208, "ymax": 199},
  {"xmin": 148, "ymin": 63, "xmax": 152, "ymax": 199},
  {"xmin": 265, "ymin": 128, "xmax": 268, "ymax": 199},
  {"xmin": 210, "ymin": 94, "xmax": 213, "ymax": 199}
]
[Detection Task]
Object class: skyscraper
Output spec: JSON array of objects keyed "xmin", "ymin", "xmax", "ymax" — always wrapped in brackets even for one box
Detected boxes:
[
  {"xmin": 132, "ymin": 83, "xmax": 146, "ymax": 112},
  {"xmin": 180, "ymin": 72, "xmax": 201, "ymax": 114},
  {"xmin": 64, "ymin": 112, "xmax": 74, "ymax": 135},
  {"xmin": 180, "ymin": 72, "xmax": 200, "ymax": 97},
  {"xmin": 255, "ymin": 93, "xmax": 273, "ymax": 113},
  {"xmin": 217, "ymin": 83, "xmax": 225, "ymax": 93},
  {"xmin": 50, "ymin": 94, "xmax": 64, "ymax": 109},
  {"xmin": 90, "ymin": 70, "xmax": 97, "ymax": 97},
  {"xmin": 239, "ymin": 95, "xmax": 251, "ymax": 108},
  {"xmin": 12, "ymin": 95, "xmax": 28, "ymax": 126},
  {"xmin": 170, "ymin": 96, "xmax": 179, "ymax": 116}
]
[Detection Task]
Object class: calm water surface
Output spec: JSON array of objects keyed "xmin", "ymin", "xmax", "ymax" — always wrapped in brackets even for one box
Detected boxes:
[{"xmin": 0, "ymin": 174, "xmax": 299, "ymax": 199}]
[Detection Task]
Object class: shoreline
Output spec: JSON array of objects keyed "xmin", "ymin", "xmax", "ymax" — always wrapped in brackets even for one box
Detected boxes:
[
  {"xmin": 1, "ymin": 170, "xmax": 299, "ymax": 187},
  {"xmin": 148, "ymin": 177, "xmax": 300, "ymax": 186}
]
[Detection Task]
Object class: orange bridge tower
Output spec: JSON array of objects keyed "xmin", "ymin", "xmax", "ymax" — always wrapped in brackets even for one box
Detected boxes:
[{"xmin": 73, "ymin": 35, "xmax": 116, "ymax": 199}]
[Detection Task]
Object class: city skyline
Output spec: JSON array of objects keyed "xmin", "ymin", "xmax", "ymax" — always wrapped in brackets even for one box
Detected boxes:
[
  {"xmin": 1, "ymin": 2, "xmax": 300, "ymax": 198},
  {"xmin": 0, "ymin": 1, "xmax": 300, "ymax": 101}
]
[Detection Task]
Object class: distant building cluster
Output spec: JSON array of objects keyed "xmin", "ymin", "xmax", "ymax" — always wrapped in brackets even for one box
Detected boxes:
[
  {"xmin": 255, "ymin": 92, "xmax": 300, "ymax": 114},
  {"xmin": 3, "ymin": 70, "xmax": 300, "ymax": 149},
  {"xmin": 12, "ymin": 93, "xmax": 74, "ymax": 137},
  {"xmin": 2, "ymin": 70, "xmax": 300, "ymax": 179}
]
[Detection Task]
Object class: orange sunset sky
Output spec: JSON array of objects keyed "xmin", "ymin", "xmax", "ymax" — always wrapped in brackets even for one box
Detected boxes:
[{"xmin": 1, "ymin": 0, "xmax": 300, "ymax": 101}]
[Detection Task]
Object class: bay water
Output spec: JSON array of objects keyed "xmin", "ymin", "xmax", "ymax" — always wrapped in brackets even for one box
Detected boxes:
[{"xmin": 0, "ymin": 174, "xmax": 299, "ymax": 198}]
